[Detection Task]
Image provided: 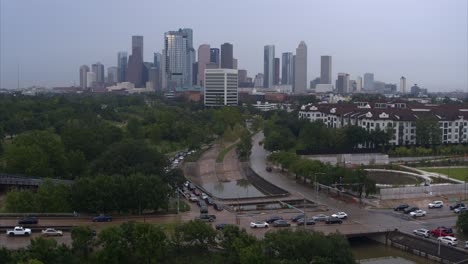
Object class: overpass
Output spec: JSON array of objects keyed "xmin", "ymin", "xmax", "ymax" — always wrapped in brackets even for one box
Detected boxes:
[{"xmin": 0, "ymin": 173, "xmax": 73, "ymax": 187}]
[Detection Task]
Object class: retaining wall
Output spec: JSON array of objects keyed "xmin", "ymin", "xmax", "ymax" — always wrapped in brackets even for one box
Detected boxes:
[{"xmin": 380, "ymin": 184, "xmax": 467, "ymax": 200}]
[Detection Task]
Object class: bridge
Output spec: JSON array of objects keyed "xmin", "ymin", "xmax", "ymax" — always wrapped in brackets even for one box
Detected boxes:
[{"xmin": 0, "ymin": 173, "xmax": 73, "ymax": 187}]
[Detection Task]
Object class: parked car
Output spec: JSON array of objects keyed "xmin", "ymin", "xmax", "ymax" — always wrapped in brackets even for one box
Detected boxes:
[
  {"xmin": 205, "ymin": 197, "xmax": 215, "ymax": 206},
  {"xmin": 428, "ymin": 201, "xmax": 444, "ymax": 208},
  {"xmin": 92, "ymin": 215, "xmax": 112, "ymax": 222},
  {"xmin": 465, "ymin": 241, "xmax": 468, "ymax": 249},
  {"xmin": 291, "ymin": 214, "xmax": 305, "ymax": 222},
  {"xmin": 189, "ymin": 194, "xmax": 199, "ymax": 202},
  {"xmin": 199, "ymin": 205, "xmax": 208, "ymax": 214},
  {"xmin": 449, "ymin": 203, "xmax": 465, "ymax": 210},
  {"xmin": 331, "ymin": 212, "xmax": 348, "ymax": 219},
  {"xmin": 393, "ymin": 204, "xmax": 409, "ymax": 211},
  {"xmin": 437, "ymin": 226, "xmax": 453, "ymax": 234},
  {"xmin": 454, "ymin": 206, "xmax": 467, "ymax": 213},
  {"xmin": 265, "ymin": 216, "xmax": 283, "ymax": 224},
  {"xmin": 197, "ymin": 214, "xmax": 216, "ymax": 222},
  {"xmin": 273, "ymin": 220, "xmax": 291, "ymax": 227},
  {"xmin": 266, "ymin": 166, "xmax": 272, "ymax": 172},
  {"xmin": 409, "ymin": 210, "xmax": 426, "ymax": 217},
  {"xmin": 413, "ymin": 228, "xmax": 430, "ymax": 238},
  {"xmin": 215, "ymin": 223, "xmax": 232, "ymax": 230},
  {"xmin": 213, "ymin": 203, "xmax": 224, "ymax": 211},
  {"xmin": 325, "ymin": 217, "xmax": 343, "ymax": 224},
  {"xmin": 201, "ymin": 193, "xmax": 208, "ymax": 200},
  {"xmin": 312, "ymin": 214, "xmax": 329, "ymax": 222},
  {"xmin": 193, "ymin": 189, "xmax": 201, "ymax": 196},
  {"xmin": 296, "ymin": 218, "xmax": 316, "ymax": 226},
  {"xmin": 41, "ymin": 228, "xmax": 63, "ymax": 237},
  {"xmin": 431, "ymin": 227, "xmax": 454, "ymax": 237},
  {"xmin": 403, "ymin": 207, "xmax": 419, "ymax": 214},
  {"xmin": 18, "ymin": 217, "xmax": 38, "ymax": 225},
  {"xmin": 437, "ymin": 236, "xmax": 458, "ymax": 246},
  {"xmin": 188, "ymin": 183, "xmax": 195, "ymax": 191},
  {"xmin": 250, "ymin": 221, "xmax": 269, "ymax": 228},
  {"xmin": 197, "ymin": 200, "xmax": 207, "ymax": 207}
]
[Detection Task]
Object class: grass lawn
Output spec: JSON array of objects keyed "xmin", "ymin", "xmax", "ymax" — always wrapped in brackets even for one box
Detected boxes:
[{"xmin": 418, "ymin": 167, "xmax": 468, "ymax": 181}]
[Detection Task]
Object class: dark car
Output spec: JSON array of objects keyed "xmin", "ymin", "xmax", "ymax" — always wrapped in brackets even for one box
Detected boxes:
[
  {"xmin": 197, "ymin": 200, "xmax": 207, "ymax": 207},
  {"xmin": 394, "ymin": 204, "xmax": 409, "ymax": 211},
  {"xmin": 450, "ymin": 203, "xmax": 465, "ymax": 210},
  {"xmin": 403, "ymin": 207, "xmax": 419, "ymax": 214},
  {"xmin": 197, "ymin": 214, "xmax": 216, "ymax": 222},
  {"xmin": 92, "ymin": 215, "xmax": 112, "ymax": 222},
  {"xmin": 188, "ymin": 183, "xmax": 195, "ymax": 191},
  {"xmin": 213, "ymin": 203, "xmax": 224, "ymax": 211},
  {"xmin": 273, "ymin": 220, "xmax": 291, "ymax": 227},
  {"xmin": 291, "ymin": 214, "xmax": 305, "ymax": 222},
  {"xmin": 18, "ymin": 217, "xmax": 38, "ymax": 225},
  {"xmin": 325, "ymin": 217, "xmax": 343, "ymax": 224},
  {"xmin": 215, "ymin": 223, "xmax": 233, "ymax": 230},
  {"xmin": 297, "ymin": 218, "xmax": 316, "ymax": 226},
  {"xmin": 200, "ymin": 205, "xmax": 208, "ymax": 214},
  {"xmin": 205, "ymin": 197, "xmax": 215, "ymax": 206},
  {"xmin": 266, "ymin": 216, "xmax": 283, "ymax": 224},
  {"xmin": 266, "ymin": 166, "xmax": 272, "ymax": 172}
]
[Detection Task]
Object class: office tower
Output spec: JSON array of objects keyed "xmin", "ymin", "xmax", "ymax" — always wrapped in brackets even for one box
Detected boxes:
[
  {"xmin": 292, "ymin": 55, "xmax": 296, "ymax": 88},
  {"xmin": 335, "ymin": 73, "xmax": 350, "ymax": 94},
  {"xmin": 164, "ymin": 29, "xmax": 192, "ymax": 89},
  {"xmin": 142, "ymin": 62, "xmax": 153, "ymax": 85},
  {"xmin": 274, "ymin": 58, "xmax": 280, "ymax": 85},
  {"xmin": 356, "ymin": 76, "xmax": 363, "ymax": 92},
  {"xmin": 349, "ymin": 80, "xmax": 357, "ymax": 92},
  {"xmin": 127, "ymin": 36, "xmax": 144, "ymax": 87},
  {"xmin": 86, "ymin": 72, "xmax": 96, "ymax": 88},
  {"xmin": 320, "ymin": 56, "xmax": 332, "ymax": 84},
  {"xmin": 294, "ymin": 41, "xmax": 307, "ymax": 93},
  {"xmin": 204, "ymin": 69, "xmax": 238, "ymax": 106},
  {"xmin": 91, "ymin": 62, "xmax": 105, "ymax": 84},
  {"xmin": 400, "ymin": 76, "xmax": 406, "ymax": 94},
  {"xmin": 363, "ymin": 73, "xmax": 374, "ymax": 91},
  {"xmin": 154, "ymin": 53, "xmax": 162, "ymax": 69},
  {"xmin": 374, "ymin": 81, "xmax": 385, "ymax": 92},
  {"xmin": 79, "ymin": 65, "xmax": 89, "ymax": 89},
  {"xmin": 107, "ymin": 67, "xmax": 118, "ymax": 84},
  {"xmin": 238, "ymin": 69, "xmax": 247, "ymax": 84},
  {"xmin": 197, "ymin": 44, "xmax": 210, "ymax": 86},
  {"xmin": 254, "ymin": 73, "xmax": 264, "ymax": 88},
  {"xmin": 281, "ymin": 52, "xmax": 293, "ymax": 85},
  {"xmin": 263, "ymin": 45, "xmax": 275, "ymax": 88},
  {"xmin": 148, "ymin": 66, "xmax": 159, "ymax": 91},
  {"xmin": 221, "ymin": 43, "xmax": 233, "ymax": 69},
  {"xmin": 233, "ymin": 58, "xmax": 238, "ymax": 69},
  {"xmin": 310, "ymin": 77, "xmax": 320, "ymax": 89},
  {"xmin": 117, "ymin": 52, "xmax": 128, "ymax": 82},
  {"xmin": 210, "ymin": 48, "xmax": 220, "ymax": 67},
  {"xmin": 161, "ymin": 49, "xmax": 167, "ymax": 90},
  {"xmin": 192, "ymin": 62, "xmax": 198, "ymax": 85}
]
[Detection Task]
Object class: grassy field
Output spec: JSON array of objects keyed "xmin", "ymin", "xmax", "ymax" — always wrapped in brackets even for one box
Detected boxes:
[{"xmin": 418, "ymin": 167, "xmax": 468, "ymax": 181}]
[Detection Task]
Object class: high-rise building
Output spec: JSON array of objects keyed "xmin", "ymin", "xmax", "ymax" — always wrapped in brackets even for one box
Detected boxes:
[
  {"xmin": 107, "ymin": 66, "xmax": 118, "ymax": 84},
  {"xmin": 356, "ymin": 76, "xmax": 363, "ymax": 92},
  {"xmin": 127, "ymin": 36, "xmax": 144, "ymax": 87},
  {"xmin": 86, "ymin": 72, "xmax": 96, "ymax": 88},
  {"xmin": 263, "ymin": 45, "xmax": 275, "ymax": 88},
  {"xmin": 335, "ymin": 73, "xmax": 350, "ymax": 94},
  {"xmin": 197, "ymin": 44, "xmax": 210, "ymax": 86},
  {"xmin": 310, "ymin": 77, "xmax": 320, "ymax": 89},
  {"xmin": 148, "ymin": 67, "xmax": 159, "ymax": 91},
  {"xmin": 91, "ymin": 62, "xmax": 105, "ymax": 84},
  {"xmin": 117, "ymin": 52, "xmax": 128, "ymax": 83},
  {"xmin": 400, "ymin": 76, "xmax": 406, "ymax": 94},
  {"xmin": 374, "ymin": 81, "xmax": 386, "ymax": 92},
  {"xmin": 274, "ymin": 58, "xmax": 280, "ymax": 85},
  {"xmin": 142, "ymin": 62, "xmax": 153, "ymax": 85},
  {"xmin": 254, "ymin": 73, "xmax": 264, "ymax": 88},
  {"xmin": 204, "ymin": 68, "xmax": 238, "ymax": 106},
  {"xmin": 233, "ymin": 58, "xmax": 238, "ymax": 69},
  {"xmin": 294, "ymin": 41, "xmax": 307, "ymax": 94},
  {"xmin": 320, "ymin": 56, "xmax": 332, "ymax": 84},
  {"xmin": 221, "ymin": 43, "xmax": 233, "ymax": 69},
  {"xmin": 281, "ymin": 52, "xmax": 293, "ymax": 85},
  {"xmin": 164, "ymin": 29, "xmax": 192, "ymax": 89},
  {"xmin": 292, "ymin": 55, "xmax": 296, "ymax": 88},
  {"xmin": 238, "ymin": 69, "xmax": 247, "ymax": 83},
  {"xmin": 79, "ymin": 65, "xmax": 89, "ymax": 89},
  {"xmin": 153, "ymin": 52, "xmax": 162, "ymax": 89},
  {"xmin": 192, "ymin": 62, "xmax": 198, "ymax": 85},
  {"xmin": 210, "ymin": 48, "xmax": 220, "ymax": 67},
  {"xmin": 363, "ymin": 73, "xmax": 374, "ymax": 91}
]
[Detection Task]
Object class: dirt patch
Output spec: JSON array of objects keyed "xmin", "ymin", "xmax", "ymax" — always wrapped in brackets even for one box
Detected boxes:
[{"xmin": 379, "ymin": 194, "xmax": 466, "ymax": 209}]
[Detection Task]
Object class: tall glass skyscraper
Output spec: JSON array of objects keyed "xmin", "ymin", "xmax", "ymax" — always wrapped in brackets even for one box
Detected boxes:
[
  {"xmin": 117, "ymin": 51, "xmax": 127, "ymax": 82},
  {"xmin": 127, "ymin": 36, "xmax": 144, "ymax": 87},
  {"xmin": 281, "ymin": 52, "xmax": 293, "ymax": 85},
  {"xmin": 320, "ymin": 56, "xmax": 332, "ymax": 84},
  {"xmin": 210, "ymin": 48, "xmax": 220, "ymax": 67},
  {"xmin": 164, "ymin": 29, "xmax": 192, "ymax": 89},
  {"xmin": 294, "ymin": 41, "xmax": 307, "ymax": 94},
  {"xmin": 263, "ymin": 45, "xmax": 275, "ymax": 88},
  {"xmin": 221, "ymin": 43, "xmax": 233, "ymax": 69}
]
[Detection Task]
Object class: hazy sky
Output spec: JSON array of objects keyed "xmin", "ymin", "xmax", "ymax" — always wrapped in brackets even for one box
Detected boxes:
[{"xmin": 1, "ymin": 0, "xmax": 467, "ymax": 92}]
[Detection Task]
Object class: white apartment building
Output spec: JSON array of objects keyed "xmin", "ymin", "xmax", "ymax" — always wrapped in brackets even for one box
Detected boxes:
[
  {"xmin": 298, "ymin": 101, "xmax": 468, "ymax": 146},
  {"xmin": 204, "ymin": 69, "xmax": 238, "ymax": 106}
]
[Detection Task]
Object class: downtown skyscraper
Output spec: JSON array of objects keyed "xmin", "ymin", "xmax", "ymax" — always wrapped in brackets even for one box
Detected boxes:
[
  {"xmin": 164, "ymin": 28, "xmax": 193, "ymax": 89},
  {"xmin": 281, "ymin": 52, "xmax": 293, "ymax": 85},
  {"xmin": 127, "ymin": 36, "xmax": 144, "ymax": 87},
  {"xmin": 197, "ymin": 44, "xmax": 210, "ymax": 86},
  {"xmin": 210, "ymin": 48, "xmax": 220, "ymax": 67},
  {"xmin": 117, "ymin": 51, "xmax": 128, "ymax": 83},
  {"xmin": 263, "ymin": 45, "xmax": 275, "ymax": 88},
  {"xmin": 320, "ymin": 56, "xmax": 332, "ymax": 84},
  {"xmin": 221, "ymin": 43, "xmax": 233, "ymax": 69},
  {"xmin": 294, "ymin": 41, "xmax": 307, "ymax": 94},
  {"xmin": 91, "ymin": 62, "xmax": 105, "ymax": 84},
  {"xmin": 79, "ymin": 65, "xmax": 89, "ymax": 89},
  {"xmin": 363, "ymin": 73, "xmax": 374, "ymax": 91}
]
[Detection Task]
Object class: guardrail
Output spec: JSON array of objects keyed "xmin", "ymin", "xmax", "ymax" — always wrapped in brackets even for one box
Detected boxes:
[{"xmin": 0, "ymin": 173, "xmax": 73, "ymax": 186}]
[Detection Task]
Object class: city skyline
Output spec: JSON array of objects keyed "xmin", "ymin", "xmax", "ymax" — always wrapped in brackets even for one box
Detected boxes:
[{"xmin": 0, "ymin": 0, "xmax": 467, "ymax": 91}]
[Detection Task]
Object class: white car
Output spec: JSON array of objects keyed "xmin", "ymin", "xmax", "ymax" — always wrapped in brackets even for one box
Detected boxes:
[
  {"xmin": 189, "ymin": 195, "xmax": 198, "ymax": 202},
  {"xmin": 331, "ymin": 212, "xmax": 348, "ymax": 219},
  {"xmin": 428, "ymin": 201, "xmax": 444, "ymax": 208},
  {"xmin": 413, "ymin": 228, "xmax": 430, "ymax": 238},
  {"xmin": 201, "ymin": 193, "xmax": 208, "ymax": 200},
  {"xmin": 409, "ymin": 210, "xmax": 426, "ymax": 217},
  {"xmin": 454, "ymin": 206, "xmax": 467, "ymax": 213},
  {"xmin": 437, "ymin": 236, "xmax": 458, "ymax": 246},
  {"xmin": 41, "ymin": 228, "xmax": 63, "ymax": 237},
  {"xmin": 250, "ymin": 221, "xmax": 269, "ymax": 228}
]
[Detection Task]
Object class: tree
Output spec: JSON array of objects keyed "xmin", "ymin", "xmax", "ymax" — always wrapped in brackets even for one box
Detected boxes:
[
  {"xmin": 218, "ymin": 225, "xmax": 257, "ymax": 264},
  {"xmin": 71, "ymin": 226, "xmax": 95, "ymax": 261},
  {"xmin": 4, "ymin": 190, "xmax": 37, "ymax": 213},
  {"xmin": 237, "ymin": 131, "xmax": 252, "ymax": 161},
  {"xmin": 416, "ymin": 117, "xmax": 442, "ymax": 145},
  {"xmin": 175, "ymin": 220, "xmax": 217, "ymax": 251},
  {"xmin": 456, "ymin": 211, "xmax": 468, "ymax": 235}
]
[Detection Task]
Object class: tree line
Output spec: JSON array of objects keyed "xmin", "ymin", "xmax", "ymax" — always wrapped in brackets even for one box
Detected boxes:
[{"xmin": 0, "ymin": 221, "xmax": 356, "ymax": 264}]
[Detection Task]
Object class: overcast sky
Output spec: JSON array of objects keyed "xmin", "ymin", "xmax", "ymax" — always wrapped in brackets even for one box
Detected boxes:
[{"xmin": 1, "ymin": 0, "xmax": 467, "ymax": 92}]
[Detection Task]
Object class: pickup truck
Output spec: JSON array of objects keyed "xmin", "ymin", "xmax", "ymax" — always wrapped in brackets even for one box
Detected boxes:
[{"xmin": 6, "ymin": 226, "xmax": 32, "ymax": 236}]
